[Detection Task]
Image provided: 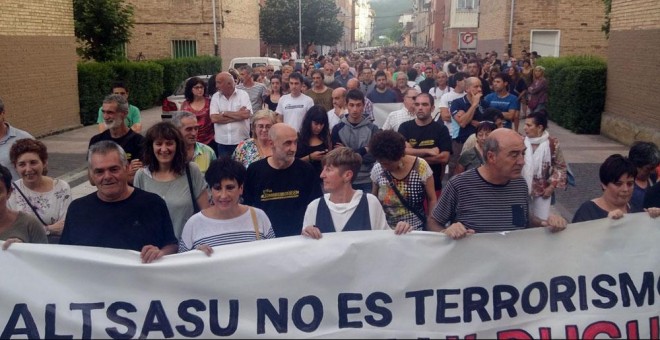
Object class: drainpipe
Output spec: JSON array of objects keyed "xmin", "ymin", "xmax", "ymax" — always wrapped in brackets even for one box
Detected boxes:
[
  {"xmin": 508, "ymin": 0, "xmax": 515, "ymax": 56},
  {"xmin": 212, "ymin": 0, "xmax": 219, "ymax": 56}
]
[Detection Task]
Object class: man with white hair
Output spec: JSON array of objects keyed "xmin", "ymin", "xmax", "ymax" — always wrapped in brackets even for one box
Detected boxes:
[{"xmin": 336, "ymin": 62, "xmax": 354, "ymax": 88}]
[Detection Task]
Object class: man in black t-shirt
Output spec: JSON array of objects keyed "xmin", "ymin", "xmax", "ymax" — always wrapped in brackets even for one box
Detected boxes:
[
  {"xmin": 61, "ymin": 141, "xmax": 177, "ymax": 263},
  {"xmin": 89, "ymin": 94, "xmax": 144, "ymax": 183},
  {"xmin": 243, "ymin": 123, "xmax": 323, "ymax": 237},
  {"xmin": 398, "ymin": 93, "xmax": 452, "ymax": 197}
]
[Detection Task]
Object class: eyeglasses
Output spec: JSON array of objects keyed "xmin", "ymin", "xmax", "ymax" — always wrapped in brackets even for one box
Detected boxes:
[
  {"xmin": 479, "ymin": 120, "xmax": 496, "ymax": 125},
  {"xmin": 192, "ymin": 85, "xmax": 205, "ymax": 90}
]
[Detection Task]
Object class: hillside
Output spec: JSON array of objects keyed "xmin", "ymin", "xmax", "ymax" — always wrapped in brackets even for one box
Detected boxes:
[{"xmin": 371, "ymin": 0, "xmax": 412, "ymax": 41}]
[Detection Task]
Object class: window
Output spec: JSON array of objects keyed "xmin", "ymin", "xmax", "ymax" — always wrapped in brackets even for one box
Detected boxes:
[
  {"xmin": 457, "ymin": 0, "xmax": 479, "ymax": 10},
  {"xmin": 172, "ymin": 40, "xmax": 197, "ymax": 58}
]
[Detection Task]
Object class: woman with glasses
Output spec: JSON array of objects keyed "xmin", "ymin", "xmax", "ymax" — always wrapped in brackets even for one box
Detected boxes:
[
  {"xmin": 181, "ymin": 77, "xmax": 214, "ymax": 147},
  {"xmin": 456, "ymin": 120, "xmax": 497, "ymax": 175},
  {"xmin": 232, "ymin": 110, "xmax": 276, "ymax": 168},
  {"xmin": 263, "ymin": 74, "xmax": 283, "ymax": 111},
  {"xmin": 179, "ymin": 157, "xmax": 275, "ymax": 256}
]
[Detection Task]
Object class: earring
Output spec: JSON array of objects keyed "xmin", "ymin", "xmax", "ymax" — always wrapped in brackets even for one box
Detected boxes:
[{"xmin": 398, "ymin": 161, "xmax": 404, "ymax": 169}]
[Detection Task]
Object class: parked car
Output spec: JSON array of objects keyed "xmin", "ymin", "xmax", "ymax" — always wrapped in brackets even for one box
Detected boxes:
[
  {"xmin": 161, "ymin": 75, "xmax": 213, "ymax": 120},
  {"xmin": 228, "ymin": 57, "xmax": 282, "ymax": 72}
]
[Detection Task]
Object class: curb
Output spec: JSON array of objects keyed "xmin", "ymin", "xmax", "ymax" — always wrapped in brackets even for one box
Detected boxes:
[{"xmin": 57, "ymin": 166, "xmax": 89, "ymax": 188}]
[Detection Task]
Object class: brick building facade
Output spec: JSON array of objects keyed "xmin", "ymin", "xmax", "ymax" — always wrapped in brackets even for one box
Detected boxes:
[
  {"xmin": 601, "ymin": 0, "xmax": 660, "ymax": 145},
  {"xmin": 0, "ymin": 0, "xmax": 80, "ymax": 136},
  {"xmin": 477, "ymin": 0, "xmax": 607, "ymax": 59},
  {"xmin": 127, "ymin": 0, "xmax": 259, "ymax": 70}
]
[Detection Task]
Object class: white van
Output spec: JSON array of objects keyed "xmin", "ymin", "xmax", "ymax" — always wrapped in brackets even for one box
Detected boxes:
[{"xmin": 228, "ymin": 57, "xmax": 282, "ymax": 71}]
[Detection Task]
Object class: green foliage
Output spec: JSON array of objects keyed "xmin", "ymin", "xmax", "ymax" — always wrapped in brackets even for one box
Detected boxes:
[
  {"xmin": 260, "ymin": 0, "xmax": 343, "ymax": 49},
  {"xmin": 153, "ymin": 56, "xmax": 222, "ymax": 98},
  {"xmin": 536, "ymin": 56, "xmax": 607, "ymax": 134},
  {"xmin": 77, "ymin": 63, "xmax": 115, "ymax": 125},
  {"xmin": 74, "ymin": 0, "xmax": 134, "ymax": 61},
  {"xmin": 77, "ymin": 57, "xmax": 221, "ymax": 126},
  {"xmin": 106, "ymin": 61, "xmax": 164, "ymax": 109},
  {"xmin": 602, "ymin": 0, "xmax": 611, "ymax": 38},
  {"xmin": 387, "ymin": 23, "xmax": 405, "ymax": 43}
]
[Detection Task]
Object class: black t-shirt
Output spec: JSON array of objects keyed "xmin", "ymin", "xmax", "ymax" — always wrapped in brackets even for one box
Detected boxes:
[
  {"xmin": 89, "ymin": 129, "xmax": 144, "ymax": 161},
  {"xmin": 243, "ymin": 158, "xmax": 323, "ymax": 237},
  {"xmin": 398, "ymin": 120, "xmax": 452, "ymax": 190},
  {"xmin": 644, "ymin": 182, "xmax": 660, "ymax": 209},
  {"xmin": 60, "ymin": 189, "xmax": 177, "ymax": 251}
]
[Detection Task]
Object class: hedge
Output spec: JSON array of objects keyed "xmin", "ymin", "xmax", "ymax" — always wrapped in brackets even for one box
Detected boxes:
[
  {"xmin": 153, "ymin": 56, "xmax": 222, "ymax": 99},
  {"xmin": 77, "ymin": 56, "xmax": 221, "ymax": 126},
  {"xmin": 535, "ymin": 56, "xmax": 607, "ymax": 134}
]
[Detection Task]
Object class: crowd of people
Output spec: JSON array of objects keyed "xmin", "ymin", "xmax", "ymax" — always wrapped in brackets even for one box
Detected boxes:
[{"xmin": 0, "ymin": 46, "xmax": 658, "ymax": 261}]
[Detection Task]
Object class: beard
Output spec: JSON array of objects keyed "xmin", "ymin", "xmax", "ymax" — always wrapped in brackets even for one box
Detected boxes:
[{"xmin": 324, "ymin": 75, "xmax": 335, "ymax": 85}]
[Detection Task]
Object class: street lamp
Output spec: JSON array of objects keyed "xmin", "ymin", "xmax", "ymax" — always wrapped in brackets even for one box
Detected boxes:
[{"xmin": 298, "ymin": 0, "xmax": 302, "ymax": 57}]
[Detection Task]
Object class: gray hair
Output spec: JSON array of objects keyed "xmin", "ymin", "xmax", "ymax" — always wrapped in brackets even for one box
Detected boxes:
[
  {"xmin": 482, "ymin": 135, "xmax": 500, "ymax": 159},
  {"xmin": 170, "ymin": 111, "xmax": 196, "ymax": 128},
  {"xmin": 0, "ymin": 97, "xmax": 4, "ymax": 113},
  {"xmin": 396, "ymin": 71, "xmax": 408, "ymax": 81},
  {"xmin": 251, "ymin": 109, "xmax": 276, "ymax": 127},
  {"xmin": 239, "ymin": 65, "xmax": 253, "ymax": 74},
  {"xmin": 103, "ymin": 94, "xmax": 129, "ymax": 114},
  {"xmin": 88, "ymin": 141, "xmax": 128, "ymax": 168}
]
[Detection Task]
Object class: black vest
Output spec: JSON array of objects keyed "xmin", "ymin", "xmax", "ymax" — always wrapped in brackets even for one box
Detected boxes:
[{"xmin": 315, "ymin": 191, "xmax": 371, "ymax": 233}]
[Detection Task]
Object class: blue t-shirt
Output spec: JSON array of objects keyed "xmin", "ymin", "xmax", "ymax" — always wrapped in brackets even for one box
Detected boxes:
[
  {"xmin": 484, "ymin": 92, "xmax": 520, "ymax": 129},
  {"xmin": 450, "ymin": 95, "xmax": 486, "ymax": 143},
  {"xmin": 367, "ymin": 88, "xmax": 399, "ymax": 103}
]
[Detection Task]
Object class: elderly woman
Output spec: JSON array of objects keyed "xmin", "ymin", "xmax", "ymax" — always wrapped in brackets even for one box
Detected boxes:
[
  {"xmin": 0, "ymin": 164, "xmax": 48, "ymax": 249},
  {"xmin": 628, "ymin": 141, "xmax": 659, "ymax": 211},
  {"xmin": 369, "ymin": 131, "xmax": 436, "ymax": 231},
  {"xmin": 456, "ymin": 121, "xmax": 497, "ymax": 175},
  {"xmin": 134, "ymin": 122, "xmax": 210, "ymax": 239},
  {"xmin": 573, "ymin": 154, "xmax": 660, "ymax": 222},
  {"xmin": 181, "ymin": 77, "xmax": 214, "ymax": 147},
  {"xmin": 527, "ymin": 66, "xmax": 548, "ymax": 114},
  {"xmin": 301, "ymin": 147, "xmax": 411, "ymax": 239},
  {"xmin": 179, "ymin": 157, "xmax": 275, "ymax": 255},
  {"xmin": 8, "ymin": 139, "xmax": 71, "ymax": 243},
  {"xmin": 232, "ymin": 109, "xmax": 276, "ymax": 168},
  {"xmin": 522, "ymin": 111, "xmax": 567, "ymax": 220}
]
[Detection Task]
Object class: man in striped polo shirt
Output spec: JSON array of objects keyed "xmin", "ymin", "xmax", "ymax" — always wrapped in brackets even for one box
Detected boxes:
[{"xmin": 428, "ymin": 129, "xmax": 567, "ymax": 239}]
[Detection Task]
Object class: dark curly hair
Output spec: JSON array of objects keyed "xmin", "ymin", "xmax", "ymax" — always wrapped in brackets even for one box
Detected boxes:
[
  {"xmin": 599, "ymin": 154, "xmax": 637, "ymax": 186},
  {"xmin": 205, "ymin": 157, "xmax": 247, "ymax": 188},
  {"xmin": 368, "ymin": 130, "xmax": 406, "ymax": 162},
  {"xmin": 141, "ymin": 122, "xmax": 188, "ymax": 176},
  {"xmin": 184, "ymin": 77, "xmax": 207, "ymax": 103},
  {"xmin": 10, "ymin": 138, "xmax": 48, "ymax": 167}
]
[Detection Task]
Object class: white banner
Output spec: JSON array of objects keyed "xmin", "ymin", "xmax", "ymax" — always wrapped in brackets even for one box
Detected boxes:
[{"xmin": 1, "ymin": 213, "xmax": 659, "ymax": 339}]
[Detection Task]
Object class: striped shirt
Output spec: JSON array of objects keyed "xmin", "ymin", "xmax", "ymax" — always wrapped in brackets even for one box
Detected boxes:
[
  {"xmin": 178, "ymin": 207, "xmax": 275, "ymax": 252},
  {"xmin": 431, "ymin": 169, "xmax": 530, "ymax": 233}
]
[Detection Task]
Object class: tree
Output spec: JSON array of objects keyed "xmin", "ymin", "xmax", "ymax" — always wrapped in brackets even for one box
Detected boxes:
[
  {"xmin": 386, "ymin": 23, "xmax": 404, "ymax": 43},
  {"xmin": 74, "ymin": 0, "xmax": 134, "ymax": 61},
  {"xmin": 260, "ymin": 0, "xmax": 343, "ymax": 50}
]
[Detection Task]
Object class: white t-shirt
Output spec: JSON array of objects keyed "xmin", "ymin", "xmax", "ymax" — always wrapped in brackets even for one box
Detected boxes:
[
  {"xmin": 210, "ymin": 89, "xmax": 253, "ymax": 145},
  {"xmin": 302, "ymin": 190, "xmax": 389, "ymax": 232},
  {"xmin": 382, "ymin": 108, "xmax": 415, "ymax": 132},
  {"xmin": 439, "ymin": 91, "xmax": 466, "ymax": 138},
  {"xmin": 275, "ymin": 93, "xmax": 314, "ymax": 131},
  {"xmin": 327, "ymin": 108, "xmax": 347, "ymax": 131}
]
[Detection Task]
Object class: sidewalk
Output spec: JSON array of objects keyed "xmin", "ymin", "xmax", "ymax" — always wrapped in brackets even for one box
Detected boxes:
[{"xmin": 41, "ymin": 109, "xmax": 629, "ymax": 220}]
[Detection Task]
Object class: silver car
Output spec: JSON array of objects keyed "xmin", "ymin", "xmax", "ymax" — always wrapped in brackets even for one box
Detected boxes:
[{"xmin": 161, "ymin": 74, "xmax": 213, "ymax": 120}]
